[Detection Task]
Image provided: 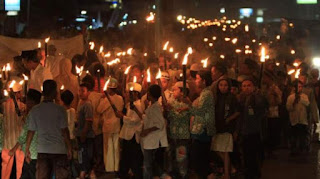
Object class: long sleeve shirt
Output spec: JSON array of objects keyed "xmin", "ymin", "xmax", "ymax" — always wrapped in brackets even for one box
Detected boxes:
[
  {"xmin": 3, "ymin": 99, "xmax": 25, "ymax": 150},
  {"xmin": 29, "ymin": 64, "xmax": 53, "ymax": 92},
  {"xmin": 190, "ymin": 87, "xmax": 216, "ymax": 137},
  {"xmin": 96, "ymin": 94, "xmax": 124, "ymax": 134},
  {"xmin": 286, "ymin": 93, "xmax": 310, "ymax": 126},
  {"xmin": 119, "ymin": 100, "xmax": 143, "ymax": 143},
  {"xmin": 141, "ymin": 102, "xmax": 168, "ymax": 150}
]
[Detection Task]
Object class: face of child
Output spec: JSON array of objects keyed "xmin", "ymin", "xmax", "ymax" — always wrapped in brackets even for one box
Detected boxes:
[
  {"xmin": 160, "ymin": 78, "xmax": 169, "ymax": 91},
  {"xmin": 241, "ymin": 80, "xmax": 255, "ymax": 95},
  {"xmin": 79, "ymin": 87, "xmax": 89, "ymax": 100},
  {"xmin": 172, "ymin": 86, "xmax": 182, "ymax": 99},
  {"xmin": 218, "ymin": 80, "xmax": 229, "ymax": 94}
]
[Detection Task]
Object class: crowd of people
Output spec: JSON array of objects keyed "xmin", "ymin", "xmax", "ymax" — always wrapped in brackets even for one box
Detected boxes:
[{"xmin": 0, "ymin": 17, "xmax": 318, "ymax": 179}]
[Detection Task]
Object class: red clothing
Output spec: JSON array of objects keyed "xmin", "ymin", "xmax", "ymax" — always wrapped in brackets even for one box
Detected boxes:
[{"xmin": 94, "ymin": 78, "xmax": 106, "ymax": 93}]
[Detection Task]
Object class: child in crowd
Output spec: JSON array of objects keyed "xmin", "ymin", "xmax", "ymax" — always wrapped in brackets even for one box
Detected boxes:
[
  {"xmin": 116, "ymin": 82, "xmax": 144, "ymax": 178},
  {"xmin": 97, "ymin": 78, "xmax": 124, "ymax": 173},
  {"xmin": 76, "ymin": 83, "xmax": 95, "ymax": 179},
  {"xmin": 2, "ymin": 80, "xmax": 26, "ymax": 179},
  {"xmin": 60, "ymin": 90, "xmax": 77, "ymax": 177},
  {"xmin": 10, "ymin": 89, "xmax": 41, "ymax": 179},
  {"xmin": 141, "ymin": 84, "xmax": 168, "ymax": 179},
  {"xmin": 166, "ymin": 81, "xmax": 192, "ymax": 178},
  {"xmin": 286, "ymin": 81, "xmax": 310, "ymax": 154}
]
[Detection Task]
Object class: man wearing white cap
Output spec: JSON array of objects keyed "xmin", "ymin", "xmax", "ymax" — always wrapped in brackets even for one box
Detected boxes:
[
  {"xmin": 116, "ymin": 82, "xmax": 144, "ymax": 178},
  {"xmin": 96, "ymin": 78, "xmax": 124, "ymax": 173},
  {"xmin": 158, "ymin": 71, "xmax": 173, "ymax": 104},
  {"xmin": 1, "ymin": 79, "xmax": 26, "ymax": 179}
]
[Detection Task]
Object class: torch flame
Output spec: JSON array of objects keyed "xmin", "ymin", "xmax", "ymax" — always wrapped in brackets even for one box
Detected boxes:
[
  {"xmin": 104, "ymin": 52, "xmax": 111, "ymax": 58},
  {"xmin": 19, "ymin": 80, "xmax": 24, "ymax": 85},
  {"xmin": 291, "ymin": 50, "xmax": 296, "ymax": 55},
  {"xmin": 103, "ymin": 78, "xmax": 110, "ymax": 91},
  {"xmin": 2, "ymin": 66, "xmax": 5, "ymax": 71},
  {"xmin": 182, "ymin": 53, "xmax": 189, "ymax": 65},
  {"xmin": 45, "ymin": 37, "xmax": 50, "ymax": 43},
  {"xmin": 169, "ymin": 47, "xmax": 174, "ymax": 53},
  {"xmin": 76, "ymin": 66, "xmax": 84, "ymax": 75},
  {"xmin": 130, "ymin": 87, "xmax": 134, "ymax": 91},
  {"xmin": 146, "ymin": 12, "xmax": 155, "ymax": 22},
  {"xmin": 127, "ymin": 48, "xmax": 133, "ymax": 55},
  {"xmin": 60, "ymin": 85, "xmax": 64, "ymax": 90},
  {"xmin": 133, "ymin": 76, "xmax": 137, "ymax": 83},
  {"xmin": 156, "ymin": 69, "xmax": 161, "ymax": 79},
  {"xmin": 38, "ymin": 42, "xmax": 41, "ymax": 48},
  {"xmin": 201, "ymin": 58, "xmax": 208, "ymax": 68},
  {"xmin": 174, "ymin": 53, "xmax": 179, "ymax": 59},
  {"xmin": 260, "ymin": 47, "xmax": 266, "ymax": 63},
  {"xmin": 288, "ymin": 69, "xmax": 295, "ymax": 75},
  {"xmin": 107, "ymin": 58, "xmax": 121, "ymax": 66},
  {"xmin": 293, "ymin": 62, "xmax": 299, "ymax": 67},
  {"xmin": 22, "ymin": 74, "xmax": 28, "ymax": 81},
  {"xmin": 124, "ymin": 65, "xmax": 132, "ymax": 75},
  {"xmin": 99, "ymin": 46, "xmax": 104, "ymax": 53},
  {"xmin": 89, "ymin": 42, "xmax": 95, "ymax": 50},
  {"xmin": 9, "ymin": 80, "xmax": 16, "ymax": 89},
  {"xmin": 147, "ymin": 68, "xmax": 151, "ymax": 83},
  {"xmin": 295, "ymin": 69, "xmax": 301, "ymax": 79},
  {"xmin": 3, "ymin": 90, "xmax": 8, "ymax": 97},
  {"xmin": 163, "ymin": 41, "xmax": 169, "ymax": 51},
  {"xmin": 6, "ymin": 63, "xmax": 11, "ymax": 71},
  {"xmin": 187, "ymin": 47, "xmax": 193, "ymax": 54}
]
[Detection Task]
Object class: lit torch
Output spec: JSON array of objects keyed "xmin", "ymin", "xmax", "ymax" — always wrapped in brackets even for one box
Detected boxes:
[
  {"xmin": 259, "ymin": 47, "xmax": 266, "ymax": 88},
  {"xmin": 45, "ymin": 37, "xmax": 50, "ymax": 58},
  {"xmin": 103, "ymin": 78, "xmax": 118, "ymax": 113},
  {"xmin": 75, "ymin": 66, "xmax": 84, "ymax": 85},
  {"xmin": 22, "ymin": 74, "xmax": 28, "ymax": 97},
  {"xmin": 9, "ymin": 80, "xmax": 21, "ymax": 116},
  {"xmin": 182, "ymin": 53, "xmax": 189, "ymax": 97}
]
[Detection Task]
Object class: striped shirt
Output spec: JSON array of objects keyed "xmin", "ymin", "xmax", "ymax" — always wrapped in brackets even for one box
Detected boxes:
[{"xmin": 3, "ymin": 98, "xmax": 25, "ymax": 150}]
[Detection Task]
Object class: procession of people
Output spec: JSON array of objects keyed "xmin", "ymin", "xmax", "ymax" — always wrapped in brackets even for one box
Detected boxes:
[{"xmin": 0, "ymin": 16, "xmax": 319, "ymax": 179}]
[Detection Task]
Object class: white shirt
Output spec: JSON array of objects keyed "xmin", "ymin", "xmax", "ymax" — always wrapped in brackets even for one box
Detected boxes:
[
  {"xmin": 88, "ymin": 92, "xmax": 104, "ymax": 135},
  {"xmin": 46, "ymin": 55, "xmax": 64, "ymax": 79},
  {"xmin": 67, "ymin": 108, "xmax": 76, "ymax": 140},
  {"xmin": 119, "ymin": 100, "xmax": 143, "ymax": 143},
  {"xmin": 286, "ymin": 93, "xmax": 310, "ymax": 126},
  {"xmin": 97, "ymin": 94, "xmax": 124, "ymax": 134},
  {"xmin": 29, "ymin": 64, "xmax": 53, "ymax": 92},
  {"xmin": 141, "ymin": 101, "xmax": 168, "ymax": 150}
]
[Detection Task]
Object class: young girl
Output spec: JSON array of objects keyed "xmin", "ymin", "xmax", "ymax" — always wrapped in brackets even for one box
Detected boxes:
[{"xmin": 211, "ymin": 78, "xmax": 239, "ymax": 179}]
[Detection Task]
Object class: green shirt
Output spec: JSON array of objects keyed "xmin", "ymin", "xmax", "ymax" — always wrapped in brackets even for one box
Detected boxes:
[
  {"xmin": 18, "ymin": 116, "xmax": 37, "ymax": 160},
  {"xmin": 191, "ymin": 87, "xmax": 216, "ymax": 137},
  {"xmin": 168, "ymin": 99, "xmax": 191, "ymax": 139}
]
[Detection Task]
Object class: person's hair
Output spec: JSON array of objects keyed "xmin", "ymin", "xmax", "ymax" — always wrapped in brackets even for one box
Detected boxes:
[
  {"xmin": 80, "ymin": 83, "xmax": 91, "ymax": 91},
  {"xmin": 212, "ymin": 62, "xmax": 227, "ymax": 75},
  {"xmin": 82, "ymin": 75, "xmax": 95, "ymax": 91},
  {"xmin": 93, "ymin": 63, "xmax": 106, "ymax": 78},
  {"xmin": 42, "ymin": 80, "xmax": 57, "ymax": 97},
  {"xmin": 148, "ymin": 84, "xmax": 161, "ymax": 100},
  {"xmin": 198, "ymin": 70, "xmax": 212, "ymax": 87},
  {"xmin": 72, "ymin": 54, "xmax": 86, "ymax": 64},
  {"xmin": 24, "ymin": 50, "xmax": 40, "ymax": 63},
  {"xmin": 190, "ymin": 71, "xmax": 198, "ymax": 78},
  {"xmin": 27, "ymin": 89, "xmax": 42, "ymax": 104},
  {"xmin": 61, "ymin": 90, "xmax": 74, "ymax": 106},
  {"xmin": 242, "ymin": 78, "xmax": 256, "ymax": 86}
]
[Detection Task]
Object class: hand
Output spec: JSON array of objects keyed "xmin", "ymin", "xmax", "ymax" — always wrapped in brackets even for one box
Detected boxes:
[
  {"xmin": 177, "ymin": 107, "xmax": 188, "ymax": 113},
  {"xmin": 115, "ymin": 111, "xmax": 124, "ymax": 119},
  {"xmin": 25, "ymin": 149, "xmax": 31, "ymax": 164},
  {"xmin": 8, "ymin": 148, "xmax": 15, "ymax": 156},
  {"xmin": 140, "ymin": 130, "xmax": 149, "ymax": 138}
]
